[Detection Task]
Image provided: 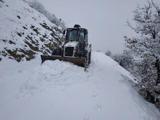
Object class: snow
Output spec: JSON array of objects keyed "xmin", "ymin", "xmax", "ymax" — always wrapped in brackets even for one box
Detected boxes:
[
  {"xmin": 0, "ymin": 0, "xmax": 63, "ymax": 60},
  {"xmin": 64, "ymin": 41, "xmax": 79, "ymax": 47},
  {"xmin": 0, "ymin": 52, "xmax": 159, "ymax": 120}
]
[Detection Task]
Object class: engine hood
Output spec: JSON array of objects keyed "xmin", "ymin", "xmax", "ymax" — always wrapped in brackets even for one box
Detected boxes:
[{"xmin": 64, "ymin": 41, "xmax": 79, "ymax": 48}]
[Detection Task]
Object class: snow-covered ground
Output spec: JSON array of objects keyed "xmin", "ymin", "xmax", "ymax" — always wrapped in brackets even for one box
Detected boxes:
[
  {"xmin": 0, "ymin": 52, "xmax": 159, "ymax": 120},
  {"xmin": 0, "ymin": 0, "xmax": 64, "ymax": 61}
]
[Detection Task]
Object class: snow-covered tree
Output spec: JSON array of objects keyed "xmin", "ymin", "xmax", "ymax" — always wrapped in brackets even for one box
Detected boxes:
[
  {"xmin": 105, "ymin": 50, "xmax": 112, "ymax": 56},
  {"xmin": 125, "ymin": 0, "xmax": 160, "ymax": 86},
  {"xmin": 113, "ymin": 50, "xmax": 134, "ymax": 70}
]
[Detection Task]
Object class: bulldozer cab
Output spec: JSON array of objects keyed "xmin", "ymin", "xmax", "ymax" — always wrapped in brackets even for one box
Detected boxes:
[{"xmin": 65, "ymin": 25, "xmax": 88, "ymax": 43}]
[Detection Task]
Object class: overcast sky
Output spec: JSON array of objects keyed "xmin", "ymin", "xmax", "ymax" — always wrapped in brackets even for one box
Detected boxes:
[{"xmin": 37, "ymin": 0, "xmax": 146, "ymax": 53}]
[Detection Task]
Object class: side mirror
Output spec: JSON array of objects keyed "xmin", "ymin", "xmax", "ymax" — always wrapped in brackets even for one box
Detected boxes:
[{"xmin": 63, "ymin": 30, "xmax": 66, "ymax": 35}]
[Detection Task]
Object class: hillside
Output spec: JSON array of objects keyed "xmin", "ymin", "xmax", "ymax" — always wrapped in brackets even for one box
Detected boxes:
[
  {"xmin": 0, "ymin": 0, "xmax": 64, "ymax": 62},
  {"xmin": 0, "ymin": 0, "xmax": 160, "ymax": 120},
  {"xmin": 0, "ymin": 52, "xmax": 159, "ymax": 120}
]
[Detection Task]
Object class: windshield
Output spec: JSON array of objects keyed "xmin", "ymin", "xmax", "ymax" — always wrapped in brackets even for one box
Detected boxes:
[
  {"xmin": 68, "ymin": 30, "xmax": 78, "ymax": 41},
  {"xmin": 67, "ymin": 30, "xmax": 85, "ymax": 41}
]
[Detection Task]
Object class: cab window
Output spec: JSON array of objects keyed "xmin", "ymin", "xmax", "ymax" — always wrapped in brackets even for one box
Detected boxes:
[{"xmin": 79, "ymin": 32, "xmax": 85, "ymax": 41}]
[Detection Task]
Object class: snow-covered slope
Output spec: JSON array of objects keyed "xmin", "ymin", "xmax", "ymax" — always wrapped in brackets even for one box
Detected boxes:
[
  {"xmin": 0, "ymin": 0, "xmax": 64, "ymax": 62},
  {"xmin": 0, "ymin": 52, "xmax": 159, "ymax": 120}
]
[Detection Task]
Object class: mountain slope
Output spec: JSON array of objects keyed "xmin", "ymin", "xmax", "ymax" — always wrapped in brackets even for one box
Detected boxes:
[
  {"xmin": 0, "ymin": 52, "xmax": 159, "ymax": 120},
  {"xmin": 0, "ymin": 0, "xmax": 64, "ymax": 62}
]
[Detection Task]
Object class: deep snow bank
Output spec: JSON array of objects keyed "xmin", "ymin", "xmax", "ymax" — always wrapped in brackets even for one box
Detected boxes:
[{"xmin": 0, "ymin": 52, "xmax": 160, "ymax": 120}]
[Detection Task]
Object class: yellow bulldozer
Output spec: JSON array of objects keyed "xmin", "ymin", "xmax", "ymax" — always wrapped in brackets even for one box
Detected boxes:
[{"xmin": 41, "ymin": 24, "xmax": 92, "ymax": 69}]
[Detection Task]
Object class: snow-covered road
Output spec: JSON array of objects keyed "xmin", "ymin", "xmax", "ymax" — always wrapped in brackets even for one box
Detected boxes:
[{"xmin": 0, "ymin": 52, "xmax": 159, "ymax": 120}]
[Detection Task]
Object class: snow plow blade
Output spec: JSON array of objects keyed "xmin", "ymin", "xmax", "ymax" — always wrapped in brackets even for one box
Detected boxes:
[{"xmin": 41, "ymin": 55, "xmax": 86, "ymax": 67}]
